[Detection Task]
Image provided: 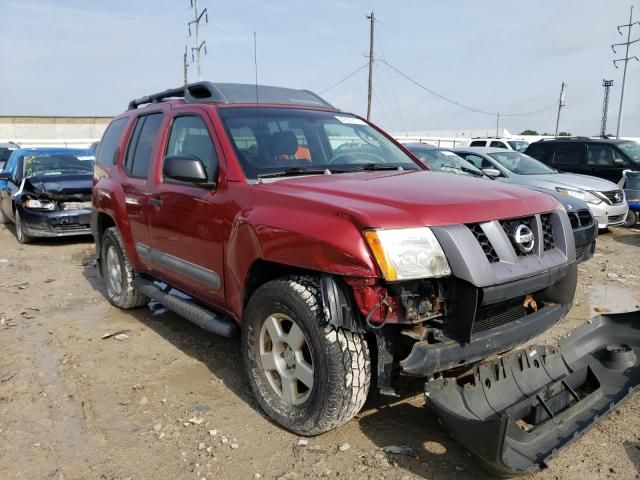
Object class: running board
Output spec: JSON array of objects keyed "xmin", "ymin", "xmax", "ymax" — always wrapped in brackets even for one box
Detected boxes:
[
  {"xmin": 132, "ymin": 277, "xmax": 239, "ymax": 338},
  {"xmin": 424, "ymin": 311, "xmax": 640, "ymax": 477}
]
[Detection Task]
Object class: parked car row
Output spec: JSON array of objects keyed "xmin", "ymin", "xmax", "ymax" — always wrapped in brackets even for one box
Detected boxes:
[{"xmin": 2, "ymin": 81, "xmax": 639, "ymax": 477}]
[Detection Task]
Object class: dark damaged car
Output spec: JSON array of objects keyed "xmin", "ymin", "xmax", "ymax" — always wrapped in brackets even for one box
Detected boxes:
[{"xmin": 0, "ymin": 148, "xmax": 95, "ymax": 243}]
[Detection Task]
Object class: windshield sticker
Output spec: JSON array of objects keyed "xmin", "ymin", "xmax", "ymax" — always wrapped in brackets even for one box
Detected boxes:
[{"xmin": 335, "ymin": 115, "xmax": 367, "ymax": 125}]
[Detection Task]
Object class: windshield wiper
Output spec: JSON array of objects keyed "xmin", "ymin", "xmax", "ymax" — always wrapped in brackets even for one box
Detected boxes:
[
  {"xmin": 352, "ymin": 163, "xmax": 414, "ymax": 172},
  {"xmin": 256, "ymin": 167, "xmax": 331, "ymax": 180}
]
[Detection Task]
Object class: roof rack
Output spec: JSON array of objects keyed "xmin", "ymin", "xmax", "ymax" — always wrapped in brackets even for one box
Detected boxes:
[
  {"xmin": 128, "ymin": 81, "xmax": 335, "ymax": 110},
  {"xmin": 538, "ymin": 136, "xmax": 592, "ymax": 142}
]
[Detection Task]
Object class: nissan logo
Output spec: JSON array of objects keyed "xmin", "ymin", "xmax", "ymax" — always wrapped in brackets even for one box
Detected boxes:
[{"xmin": 514, "ymin": 224, "xmax": 535, "ymax": 253}]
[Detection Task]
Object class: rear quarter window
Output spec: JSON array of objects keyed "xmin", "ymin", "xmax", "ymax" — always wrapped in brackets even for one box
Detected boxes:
[
  {"xmin": 552, "ymin": 143, "xmax": 585, "ymax": 166},
  {"xmin": 470, "ymin": 140, "xmax": 486, "ymax": 147},
  {"xmin": 96, "ymin": 117, "xmax": 129, "ymax": 167}
]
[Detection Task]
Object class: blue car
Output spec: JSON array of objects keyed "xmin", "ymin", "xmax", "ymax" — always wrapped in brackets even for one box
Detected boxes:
[
  {"xmin": 621, "ymin": 170, "xmax": 640, "ymax": 227},
  {"xmin": 0, "ymin": 147, "xmax": 95, "ymax": 243}
]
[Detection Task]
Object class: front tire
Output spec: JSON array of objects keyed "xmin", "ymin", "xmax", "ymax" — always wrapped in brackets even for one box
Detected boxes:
[
  {"xmin": 243, "ymin": 276, "xmax": 370, "ymax": 436},
  {"xmin": 100, "ymin": 227, "xmax": 148, "ymax": 309},
  {"xmin": 14, "ymin": 210, "xmax": 33, "ymax": 244}
]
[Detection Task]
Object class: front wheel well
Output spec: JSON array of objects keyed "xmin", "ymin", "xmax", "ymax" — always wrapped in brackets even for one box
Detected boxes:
[{"xmin": 244, "ymin": 260, "xmax": 312, "ymax": 306}]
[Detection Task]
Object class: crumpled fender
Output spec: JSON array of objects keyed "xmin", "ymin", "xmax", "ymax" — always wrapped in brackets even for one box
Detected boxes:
[
  {"xmin": 224, "ymin": 203, "xmax": 379, "ymax": 321},
  {"xmin": 424, "ymin": 311, "xmax": 640, "ymax": 477}
]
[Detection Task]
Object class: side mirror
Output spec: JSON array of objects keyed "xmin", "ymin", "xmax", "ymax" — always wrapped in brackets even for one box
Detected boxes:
[
  {"xmin": 482, "ymin": 168, "xmax": 502, "ymax": 178},
  {"xmin": 614, "ymin": 158, "xmax": 627, "ymax": 166},
  {"xmin": 163, "ymin": 155, "xmax": 212, "ymax": 185}
]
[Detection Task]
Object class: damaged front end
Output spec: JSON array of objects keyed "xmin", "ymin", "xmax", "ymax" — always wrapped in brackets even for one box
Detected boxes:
[
  {"xmin": 16, "ymin": 176, "xmax": 93, "ymax": 237},
  {"xmin": 424, "ymin": 311, "xmax": 640, "ymax": 477}
]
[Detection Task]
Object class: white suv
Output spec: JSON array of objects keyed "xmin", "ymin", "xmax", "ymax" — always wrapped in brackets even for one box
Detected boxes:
[{"xmin": 468, "ymin": 138, "xmax": 529, "ymax": 152}]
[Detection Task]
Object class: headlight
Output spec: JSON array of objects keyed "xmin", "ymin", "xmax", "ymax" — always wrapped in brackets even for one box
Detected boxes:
[
  {"xmin": 556, "ymin": 187, "xmax": 602, "ymax": 205},
  {"xmin": 364, "ymin": 227, "xmax": 451, "ymax": 281},
  {"xmin": 24, "ymin": 199, "xmax": 56, "ymax": 211}
]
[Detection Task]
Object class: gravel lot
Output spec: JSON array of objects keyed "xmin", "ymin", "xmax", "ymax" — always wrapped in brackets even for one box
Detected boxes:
[{"xmin": 0, "ymin": 225, "xmax": 639, "ymax": 480}]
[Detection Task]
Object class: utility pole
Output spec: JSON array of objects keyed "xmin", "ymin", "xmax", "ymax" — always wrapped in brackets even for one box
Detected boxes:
[
  {"xmin": 554, "ymin": 82, "xmax": 566, "ymax": 137},
  {"xmin": 366, "ymin": 11, "xmax": 375, "ymax": 121},
  {"xmin": 600, "ymin": 79, "xmax": 614, "ymax": 137},
  {"xmin": 183, "ymin": 45, "xmax": 189, "ymax": 85},
  {"xmin": 495, "ymin": 112, "xmax": 500, "ymax": 137},
  {"xmin": 188, "ymin": 0, "xmax": 208, "ymax": 81},
  {"xmin": 612, "ymin": 5, "xmax": 639, "ymax": 138}
]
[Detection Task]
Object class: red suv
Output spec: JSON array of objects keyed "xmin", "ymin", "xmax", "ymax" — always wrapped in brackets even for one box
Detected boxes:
[{"xmin": 92, "ymin": 82, "xmax": 640, "ymax": 476}]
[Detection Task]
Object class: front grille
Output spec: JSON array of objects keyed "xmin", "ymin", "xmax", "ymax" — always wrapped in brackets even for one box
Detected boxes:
[
  {"xmin": 599, "ymin": 189, "xmax": 624, "ymax": 205},
  {"xmin": 540, "ymin": 213, "xmax": 554, "ymax": 250},
  {"xmin": 468, "ymin": 223, "xmax": 499, "ymax": 263},
  {"xmin": 52, "ymin": 224, "xmax": 91, "ymax": 232},
  {"xmin": 569, "ymin": 209, "xmax": 594, "ymax": 230},
  {"xmin": 473, "ymin": 297, "xmax": 528, "ymax": 334},
  {"xmin": 608, "ymin": 214, "xmax": 626, "ymax": 224},
  {"xmin": 500, "ymin": 216, "xmax": 536, "ymax": 257}
]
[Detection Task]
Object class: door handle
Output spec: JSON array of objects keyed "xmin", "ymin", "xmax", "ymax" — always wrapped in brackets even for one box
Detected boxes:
[{"xmin": 149, "ymin": 198, "xmax": 163, "ymax": 207}]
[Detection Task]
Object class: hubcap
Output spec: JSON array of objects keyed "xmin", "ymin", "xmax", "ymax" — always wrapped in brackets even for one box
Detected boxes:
[
  {"xmin": 258, "ymin": 313, "xmax": 314, "ymax": 405},
  {"xmin": 105, "ymin": 245, "xmax": 123, "ymax": 297}
]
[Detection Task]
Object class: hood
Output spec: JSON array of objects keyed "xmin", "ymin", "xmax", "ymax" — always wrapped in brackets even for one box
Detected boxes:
[
  {"xmin": 524, "ymin": 185, "xmax": 589, "ymax": 212},
  {"xmin": 516, "ymin": 172, "xmax": 620, "ymax": 192},
  {"xmin": 260, "ymin": 170, "xmax": 561, "ymax": 228},
  {"xmin": 22, "ymin": 173, "xmax": 92, "ymax": 201}
]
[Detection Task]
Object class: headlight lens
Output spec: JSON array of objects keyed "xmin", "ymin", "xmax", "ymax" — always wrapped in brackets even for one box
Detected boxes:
[
  {"xmin": 364, "ymin": 227, "xmax": 451, "ymax": 281},
  {"xmin": 24, "ymin": 199, "xmax": 56, "ymax": 210},
  {"xmin": 556, "ymin": 187, "xmax": 602, "ymax": 205}
]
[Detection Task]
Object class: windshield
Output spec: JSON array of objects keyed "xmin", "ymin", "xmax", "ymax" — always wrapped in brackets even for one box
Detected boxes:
[
  {"xmin": 507, "ymin": 141, "xmax": 529, "ymax": 152},
  {"xmin": 409, "ymin": 147, "xmax": 483, "ymax": 177},
  {"xmin": 618, "ymin": 141, "xmax": 640, "ymax": 164},
  {"xmin": 488, "ymin": 151, "xmax": 555, "ymax": 175},
  {"xmin": 22, "ymin": 153, "xmax": 95, "ymax": 177},
  {"xmin": 217, "ymin": 107, "xmax": 420, "ymax": 179}
]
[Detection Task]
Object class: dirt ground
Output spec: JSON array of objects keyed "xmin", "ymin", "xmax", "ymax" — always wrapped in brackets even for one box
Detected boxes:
[{"xmin": 0, "ymin": 225, "xmax": 639, "ymax": 480}]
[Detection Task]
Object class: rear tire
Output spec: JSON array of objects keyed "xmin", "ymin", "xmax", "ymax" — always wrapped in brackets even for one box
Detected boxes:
[
  {"xmin": 624, "ymin": 210, "xmax": 637, "ymax": 228},
  {"xmin": 100, "ymin": 227, "xmax": 148, "ymax": 309},
  {"xmin": 243, "ymin": 275, "xmax": 370, "ymax": 436},
  {"xmin": 14, "ymin": 210, "xmax": 33, "ymax": 244}
]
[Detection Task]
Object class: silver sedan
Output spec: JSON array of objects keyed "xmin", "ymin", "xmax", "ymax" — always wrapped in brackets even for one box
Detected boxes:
[{"xmin": 451, "ymin": 147, "xmax": 629, "ymax": 229}]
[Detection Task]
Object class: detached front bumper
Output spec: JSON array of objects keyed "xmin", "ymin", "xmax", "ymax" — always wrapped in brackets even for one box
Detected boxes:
[
  {"xmin": 20, "ymin": 207, "xmax": 93, "ymax": 238},
  {"xmin": 424, "ymin": 311, "xmax": 640, "ymax": 477}
]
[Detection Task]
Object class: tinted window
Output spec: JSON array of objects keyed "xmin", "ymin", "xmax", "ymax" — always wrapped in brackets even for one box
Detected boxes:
[
  {"xmin": 97, "ymin": 117, "xmax": 128, "ymax": 167},
  {"xmin": 490, "ymin": 141, "xmax": 507, "ymax": 148},
  {"xmin": 125, "ymin": 113, "xmax": 163, "ymax": 178},
  {"xmin": 470, "ymin": 140, "xmax": 486, "ymax": 147},
  {"xmin": 0, "ymin": 147, "xmax": 17, "ymax": 162},
  {"xmin": 525, "ymin": 143, "xmax": 552, "ymax": 162},
  {"xmin": 587, "ymin": 144, "xmax": 622, "ymax": 167},
  {"xmin": 552, "ymin": 143, "xmax": 584, "ymax": 166},
  {"xmin": 166, "ymin": 116, "xmax": 218, "ymax": 182}
]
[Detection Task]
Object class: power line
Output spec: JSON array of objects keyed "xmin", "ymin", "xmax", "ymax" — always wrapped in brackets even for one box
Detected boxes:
[
  {"xmin": 377, "ymin": 58, "xmax": 557, "ymax": 118},
  {"xmin": 612, "ymin": 5, "xmax": 639, "ymax": 138},
  {"xmin": 319, "ymin": 64, "xmax": 369, "ymax": 94}
]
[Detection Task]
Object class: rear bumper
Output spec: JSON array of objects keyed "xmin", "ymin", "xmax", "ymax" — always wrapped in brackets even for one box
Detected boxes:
[
  {"xmin": 20, "ymin": 207, "xmax": 92, "ymax": 238},
  {"xmin": 424, "ymin": 311, "xmax": 640, "ymax": 477}
]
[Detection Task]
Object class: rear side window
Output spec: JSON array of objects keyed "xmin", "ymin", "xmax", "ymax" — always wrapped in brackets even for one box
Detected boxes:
[
  {"xmin": 552, "ymin": 143, "xmax": 584, "ymax": 166},
  {"xmin": 525, "ymin": 143, "xmax": 552, "ymax": 162},
  {"xmin": 490, "ymin": 141, "xmax": 507, "ymax": 148},
  {"xmin": 470, "ymin": 140, "xmax": 486, "ymax": 147},
  {"xmin": 165, "ymin": 115, "xmax": 218, "ymax": 182},
  {"xmin": 124, "ymin": 113, "xmax": 164, "ymax": 178},
  {"xmin": 586, "ymin": 144, "xmax": 620, "ymax": 167},
  {"xmin": 97, "ymin": 117, "xmax": 128, "ymax": 167}
]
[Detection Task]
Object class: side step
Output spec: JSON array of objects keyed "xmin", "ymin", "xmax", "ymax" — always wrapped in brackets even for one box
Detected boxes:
[
  {"xmin": 424, "ymin": 311, "xmax": 640, "ymax": 477},
  {"xmin": 132, "ymin": 277, "xmax": 239, "ymax": 338}
]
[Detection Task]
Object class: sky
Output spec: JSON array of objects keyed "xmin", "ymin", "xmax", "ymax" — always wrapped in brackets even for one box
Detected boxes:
[{"xmin": 0, "ymin": 0, "xmax": 639, "ymax": 136}]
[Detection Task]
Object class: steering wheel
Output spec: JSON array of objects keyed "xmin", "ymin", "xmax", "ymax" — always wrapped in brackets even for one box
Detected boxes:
[{"xmin": 328, "ymin": 152, "xmax": 386, "ymax": 165}]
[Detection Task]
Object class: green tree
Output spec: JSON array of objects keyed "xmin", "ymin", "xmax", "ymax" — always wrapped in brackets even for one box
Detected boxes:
[
  {"xmin": 519, "ymin": 129, "xmax": 539, "ymax": 135},
  {"xmin": 558, "ymin": 131, "xmax": 572, "ymax": 137}
]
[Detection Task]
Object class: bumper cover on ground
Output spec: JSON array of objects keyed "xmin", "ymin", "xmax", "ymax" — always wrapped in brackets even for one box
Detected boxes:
[{"xmin": 424, "ymin": 311, "xmax": 640, "ymax": 477}]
